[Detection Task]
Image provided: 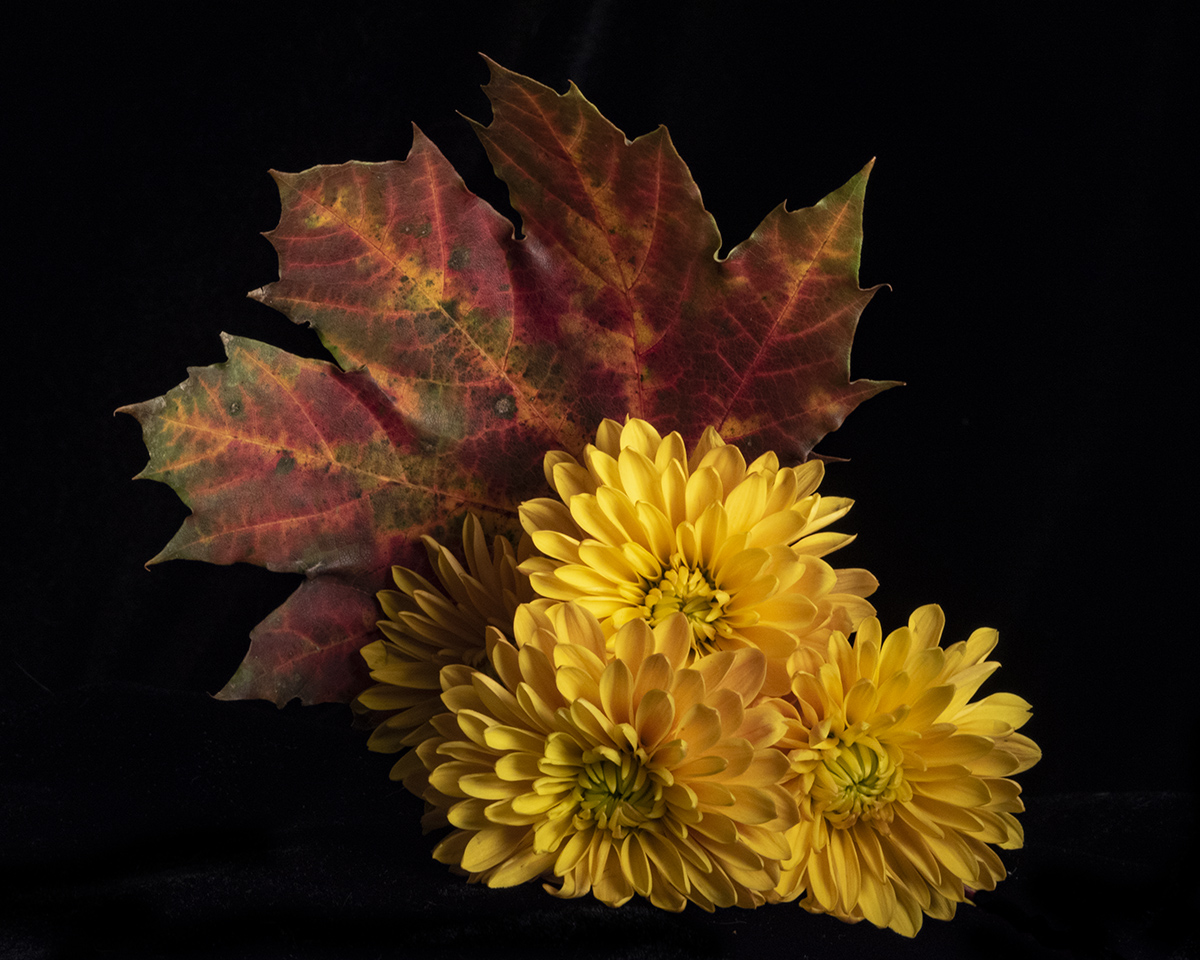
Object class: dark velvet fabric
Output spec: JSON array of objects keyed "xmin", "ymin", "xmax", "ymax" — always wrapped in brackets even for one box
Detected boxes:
[
  {"xmin": 2, "ymin": 686, "xmax": 1195, "ymax": 959},
  {"xmin": 7, "ymin": 3, "xmax": 1193, "ymax": 958}
]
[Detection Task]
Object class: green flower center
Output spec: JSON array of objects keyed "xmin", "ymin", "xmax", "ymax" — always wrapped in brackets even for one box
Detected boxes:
[
  {"xmin": 644, "ymin": 558, "xmax": 732, "ymax": 654},
  {"xmin": 575, "ymin": 746, "xmax": 665, "ymax": 836},
  {"xmin": 815, "ymin": 739, "xmax": 907, "ymax": 828}
]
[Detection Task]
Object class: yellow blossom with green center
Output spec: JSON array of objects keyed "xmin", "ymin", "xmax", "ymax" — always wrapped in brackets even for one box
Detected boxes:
[
  {"xmin": 575, "ymin": 746, "xmax": 665, "ymax": 831},
  {"xmin": 814, "ymin": 738, "xmax": 909, "ymax": 828},
  {"xmin": 518, "ymin": 417, "xmax": 879, "ymax": 696},
  {"xmin": 772, "ymin": 605, "xmax": 1041, "ymax": 936},
  {"xmin": 644, "ymin": 560, "xmax": 732, "ymax": 649},
  {"xmin": 417, "ymin": 602, "xmax": 798, "ymax": 911}
]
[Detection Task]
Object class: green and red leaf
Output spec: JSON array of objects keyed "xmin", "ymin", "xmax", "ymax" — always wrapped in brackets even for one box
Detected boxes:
[
  {"xmin": 213, "ymin": 577, "xmax": 379, "ymax": 704},
  {"xmin": 121, "ymin": 58, "xmax": 896, "ymax": 706}
]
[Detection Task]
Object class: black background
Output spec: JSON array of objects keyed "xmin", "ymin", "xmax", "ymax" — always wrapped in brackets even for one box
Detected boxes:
[{"xmin": 5, "ymin": 3, "xmax": 1195, "ymax": 958}]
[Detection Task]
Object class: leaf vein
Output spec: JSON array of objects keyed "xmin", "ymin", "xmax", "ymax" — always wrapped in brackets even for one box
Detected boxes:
[
  {"xmin": 280, "ymin": 166, "xmax": 564, "ymax": 448},
  {"xmin": 716, "ymin": 199, "xmax": 854, "ymax": 436}
]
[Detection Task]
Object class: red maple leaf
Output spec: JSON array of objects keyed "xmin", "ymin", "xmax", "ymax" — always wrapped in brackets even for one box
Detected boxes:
[{"xmin": 119, "ymin": 59, "xmax": 896, "ymax": 706}]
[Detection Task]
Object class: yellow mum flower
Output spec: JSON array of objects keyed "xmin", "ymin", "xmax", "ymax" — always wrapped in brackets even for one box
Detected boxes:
[
  {"xmin": 774, "ymin": 605, "xmax": 1041, "ymax": 936},
  {"xmin": 518, "ymin": 417, "xmax": 877, "ymax": 696},
  {"xmin": 353, "ymin": 514, "xmax": 535, "ymax": 796},
  {"xmin": 418, "ymin": 603, "xmax": 798, "ymax": 911}
]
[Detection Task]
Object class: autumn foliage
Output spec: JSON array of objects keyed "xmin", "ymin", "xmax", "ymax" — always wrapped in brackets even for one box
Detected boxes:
[{"xmin": 120, "ymin": 58, "xmax": 893, "ymax": 706}]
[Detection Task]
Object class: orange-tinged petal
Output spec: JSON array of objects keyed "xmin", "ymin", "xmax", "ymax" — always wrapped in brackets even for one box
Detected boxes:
[
  {"xmin": 689, "ymin": 780, "xmax": 735, "ymax": 808},
  {"xmin": 692, "ymin": 739, "xmax": 755, "ymax": 780},
  {"xmin": 568, "ymin": 698, "xmax": 620, "ymax": 747},
  {"xmin": 676, "ymin": 703, "xmax": 724, "ymax": 756},
  {"xmin": 599, "ymin": 659, "xmax": 634, "ymax": 726},
  {"xmin": 553, "ymin": 649, "xmax": 605, "ymax": 690},
  {"xmin": 707, "ymin": 838, "xmax": 770, "ymax": 880},
  {"xmin": 722, "ymin": 784, "xmax": 785, "ymax": 824},
  {"xmin": 653, "ymin": 614, "xmax": 693, "ymax": 669},
  {"xmin": 635, "ymin": 688, "xmax": 676, "ymax": 748}
]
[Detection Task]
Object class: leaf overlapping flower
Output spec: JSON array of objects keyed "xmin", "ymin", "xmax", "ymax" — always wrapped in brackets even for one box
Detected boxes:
[
  {"xmin": 118, "ymin": 57, "xmax": 1040, "ymax": 934},
  {"xmin": 354, "ymin": 418, "xmax": 1040, "ymax": 930}
]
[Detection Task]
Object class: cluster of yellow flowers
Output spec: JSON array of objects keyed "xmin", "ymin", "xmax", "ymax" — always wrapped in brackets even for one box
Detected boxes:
[{"xmin": 354, "ymin": 418, "xmax": 1039, "ymax": 935}]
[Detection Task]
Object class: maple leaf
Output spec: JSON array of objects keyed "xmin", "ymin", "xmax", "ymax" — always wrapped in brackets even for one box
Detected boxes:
[{"xmin": 119, "ymin": 58, "xmax": 897, "ymax": 706}]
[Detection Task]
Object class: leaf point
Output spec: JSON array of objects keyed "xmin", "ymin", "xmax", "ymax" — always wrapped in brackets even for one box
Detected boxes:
[{"xmin": 122, "ymin": 59, "xmax": 899, "ymax": 704}]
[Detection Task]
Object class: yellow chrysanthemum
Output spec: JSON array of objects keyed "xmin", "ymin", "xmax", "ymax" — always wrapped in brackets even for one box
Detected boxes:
[
  {"xmin": 418, "ymin": 602, "xmax": 798, "ymax": 911},
  {"xmin": 518, "ymin": 417, "xmax": 878, "ymax": 696},
  {"xmin": 773, "ymin": 605, "xmax": 1041, "ymax": 936},
  {"xmin": 353, "ymin": 514, "xmax": 535, "ymax": 793}
]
